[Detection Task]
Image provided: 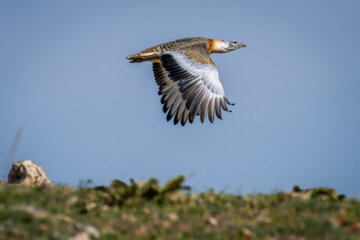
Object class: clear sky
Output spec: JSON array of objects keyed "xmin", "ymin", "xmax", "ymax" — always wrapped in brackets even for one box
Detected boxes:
[{"xmin": 1, "ymin": 1, "xmax": 359, "ymax": 196}]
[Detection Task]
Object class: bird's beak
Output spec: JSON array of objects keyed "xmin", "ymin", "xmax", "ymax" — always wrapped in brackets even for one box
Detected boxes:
[{"xmin": 239, "ymin": 43, "xmax": 246, "ymax": 48}]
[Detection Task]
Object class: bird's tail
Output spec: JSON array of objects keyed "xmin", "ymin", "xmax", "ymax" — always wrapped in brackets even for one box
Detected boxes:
[{"xmin": 126, "ymin": 52, "xmax": 159, "ymax": 63}]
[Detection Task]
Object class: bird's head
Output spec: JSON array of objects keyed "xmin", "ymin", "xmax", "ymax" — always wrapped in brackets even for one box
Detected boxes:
[
  {"xmin": 224, "ymin": 40, "xmax": 246, "ymax": 51},
  {"xmin": 210, "ymin": 40, "xmax": 246, "ymax": 53}
]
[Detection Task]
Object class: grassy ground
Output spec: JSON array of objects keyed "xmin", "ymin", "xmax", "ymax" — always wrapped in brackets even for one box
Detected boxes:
[{"xmin": 0, "ymin": 176, "xmax": 359, "ymax": 240}]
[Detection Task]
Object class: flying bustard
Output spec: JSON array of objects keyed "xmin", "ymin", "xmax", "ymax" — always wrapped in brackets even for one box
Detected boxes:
[{"xmin": 126, "ymin": 37, "xmax": 246, "ymax": 126}]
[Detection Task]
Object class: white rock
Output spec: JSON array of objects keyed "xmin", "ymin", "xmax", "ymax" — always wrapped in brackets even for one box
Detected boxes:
[
  {"xmin": 208, "ymin": 217, "xmax": 218, "ymax": 226},
  {"xmin": 8, "ymin": 160, "xmax": 51, "ymax": 186}
]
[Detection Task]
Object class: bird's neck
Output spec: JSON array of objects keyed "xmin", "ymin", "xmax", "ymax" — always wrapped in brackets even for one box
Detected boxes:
[{"xmin": 207, "ymin": 39, "xmax": 229, "ymax": 54}]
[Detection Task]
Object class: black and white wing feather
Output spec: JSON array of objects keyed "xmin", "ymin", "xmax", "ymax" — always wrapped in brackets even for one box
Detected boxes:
[{"xmin": 152, "ymin": 51, "xmax": 234, "ymax": 126}]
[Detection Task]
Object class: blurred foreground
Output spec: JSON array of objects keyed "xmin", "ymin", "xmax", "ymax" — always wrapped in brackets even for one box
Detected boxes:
[{"xmin": 0, "ymin": 175, "xmax": 360, "ymax": 240}]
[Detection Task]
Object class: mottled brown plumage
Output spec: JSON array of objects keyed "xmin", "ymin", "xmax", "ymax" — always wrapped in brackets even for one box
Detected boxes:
[{"xmin": 128, "ymin": 37, "xmax": 217, "ymax": 65}]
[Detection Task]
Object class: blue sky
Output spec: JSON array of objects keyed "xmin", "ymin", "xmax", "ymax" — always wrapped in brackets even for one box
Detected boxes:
[{"xmin": 1, "ymin": 1, "xmax": 360, "ymax": 196}]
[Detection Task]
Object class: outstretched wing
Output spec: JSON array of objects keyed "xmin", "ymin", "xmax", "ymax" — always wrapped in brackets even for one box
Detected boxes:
[{"xmin": 153, "ymin": 51, "xmax": 234, "ymax": 126}]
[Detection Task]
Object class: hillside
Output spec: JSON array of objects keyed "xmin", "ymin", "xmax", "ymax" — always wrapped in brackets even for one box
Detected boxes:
[{"xmin": 1, "ymin": 175, "xmax": 360, "ymax": 240}]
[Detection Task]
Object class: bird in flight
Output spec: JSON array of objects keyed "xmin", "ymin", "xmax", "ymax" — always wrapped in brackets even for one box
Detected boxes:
[{"xmin": 126, "ymin": 37, "xmax": 246, "ymax": 126}]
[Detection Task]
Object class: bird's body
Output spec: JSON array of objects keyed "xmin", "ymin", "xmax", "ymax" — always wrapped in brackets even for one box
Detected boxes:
[{"xmin": 126, "ymin": 37, "xmax": 246, "ymax": 125}]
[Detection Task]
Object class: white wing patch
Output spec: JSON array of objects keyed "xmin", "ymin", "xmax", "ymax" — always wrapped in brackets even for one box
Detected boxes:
[
  {"xmin": 152, "ymin": 51, "xmax": 234, "ymax": 125},
  {"xmin": 168, "ymin": 51, "xmax": 225, "ymax": 96}
]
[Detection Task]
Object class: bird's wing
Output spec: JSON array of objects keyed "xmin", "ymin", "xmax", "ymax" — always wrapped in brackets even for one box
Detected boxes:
[{"xmin": 152, "ymin": 51, "xmax": 234, "ymax": 126}]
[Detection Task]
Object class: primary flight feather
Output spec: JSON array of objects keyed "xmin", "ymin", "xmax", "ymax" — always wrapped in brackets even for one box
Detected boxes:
[{"xmin": 126, "ymin": 37, "xmax": 246, "ymax": 126}]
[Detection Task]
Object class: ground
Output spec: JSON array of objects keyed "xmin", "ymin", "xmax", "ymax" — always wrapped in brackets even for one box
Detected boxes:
[{"xmin": 0, "ymin": 176, "xmax": 359, "ymax": 240}]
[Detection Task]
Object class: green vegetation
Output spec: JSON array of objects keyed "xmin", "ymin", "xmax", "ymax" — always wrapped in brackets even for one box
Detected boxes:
[{"xmin": 0, "ymin": 176, "xmax": 359, "ymax": 240}]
